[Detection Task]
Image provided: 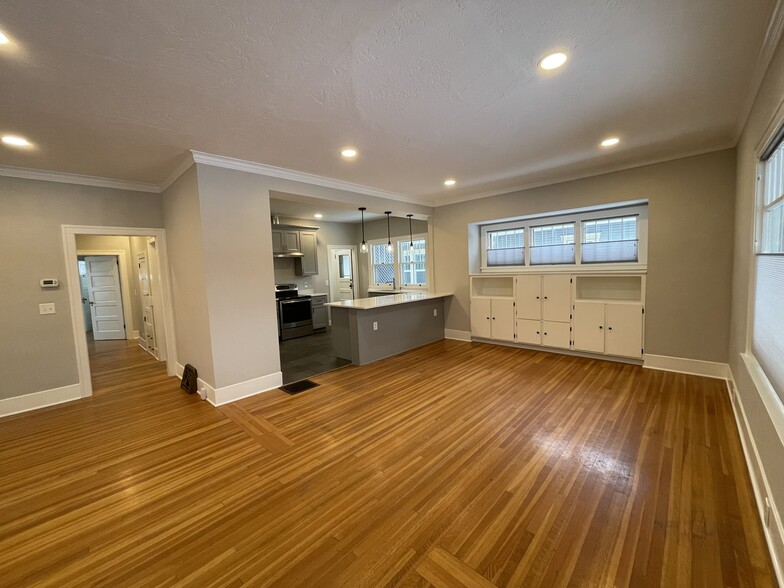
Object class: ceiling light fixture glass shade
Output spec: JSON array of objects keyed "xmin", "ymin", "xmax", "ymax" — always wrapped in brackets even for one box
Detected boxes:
[
  {"xmin": 359, "ymin": 207, "xmax": 368, "ymax": 253},
  {"xmin": 2, "ymin": 135, "xmax": 31, "ymax": 147},
  {"xmin": 600, "ymin": 137, "xmax": 620, "ymax": 147},
  {"xmin": 341, "ymin": 148, "xmax": 358, "ymax": 158},
  {"xmin": 407, "ymin": 214, "xmax": 414, "ymax": 248},
  {"xmin": 444, "ymin": 179, "xmax": 456, "ymax": 186},
  {"xmin": 385, "ymin": 211, "xmax": 393, "ymax": 253}
]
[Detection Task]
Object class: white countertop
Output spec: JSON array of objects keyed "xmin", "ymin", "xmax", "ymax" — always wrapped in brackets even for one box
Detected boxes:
[{"xmin": 325, "ymin": 292, "xmax": 452, "ymax": 310}]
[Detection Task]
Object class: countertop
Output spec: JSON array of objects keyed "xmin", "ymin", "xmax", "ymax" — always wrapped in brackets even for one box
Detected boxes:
[
  {"xmin": 297, "ymin": 290, "xmax": 328, "ymax": 297},
  {"xmin": 325, "ymin": 292, "xmax": 452, "ymax": 310}
]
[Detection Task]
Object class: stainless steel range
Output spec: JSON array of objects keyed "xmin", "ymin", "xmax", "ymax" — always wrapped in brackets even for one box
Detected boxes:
[{"xmin": 275, "ymin": 284, "xmax": 313, "ymax": 340}]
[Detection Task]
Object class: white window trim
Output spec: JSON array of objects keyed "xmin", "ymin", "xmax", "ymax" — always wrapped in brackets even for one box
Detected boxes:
[
  {"xmin": 367, "ymin": 234, "xmax": 428, "ymax": 290},
  {"xmin": 480, "ymin": 204, "xmax": 648, "ymax": 273}
]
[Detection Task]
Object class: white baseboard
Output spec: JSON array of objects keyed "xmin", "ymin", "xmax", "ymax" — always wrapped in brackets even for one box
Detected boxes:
[
  {"xmin": 643, "ymin": 354, "xmax": 729, "ymax": 379},
  {"xmin": 0, "ymin": 383, "xmax": 82, "ymax": 418},
  {"xmin": 212, "ymin": 372, "xmax": 283, "ymax": 406},
  {"xmin": 445, "ymin": 329, "xmax": 472, "ymax": 342},
  {"xmin": 176, "ymin": 363, "xmax": 282, "ymax": 406},
  {"xmin": 726, "ymin": 368, "xmax": 784, "ymax": 586},
  {"xmin": 129, "ymin": 329, "xmax": 139, "ymax": 341}
]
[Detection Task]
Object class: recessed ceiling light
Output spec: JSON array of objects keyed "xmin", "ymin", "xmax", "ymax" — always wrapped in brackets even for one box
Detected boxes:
[
  {"xmin": 2, "ymin": 135, "xmax": 32, "ymax": 147},
  {"xmin": 600, "ymin": 137, "xmax": 620, "ymax": 147},
  {"xmin": 0, "ymin": 31, "xmax": 9, "ymax": 45},
  {"xmin": 340, "ymin": 148, "xmax": 357, "ymax": 159},
  {"xmin": 538, "ymin": 52, "xmax": 567, "ymax": 71},
  {"xmin": 444, "ymin": 179, "xmax": 457, "ymax": 187},
  {"xmin": 314, "ymin": 213, "xmax": 323, "ymax": 219}
]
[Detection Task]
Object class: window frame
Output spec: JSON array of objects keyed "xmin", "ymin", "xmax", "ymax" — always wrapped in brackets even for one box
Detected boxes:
[
  {"xmin": 367, "ymin": 233, "xmax": 429, "ymax": 290},
  {"xmin": 479, "ymin": 204, "xmax": 648, "ymax": 273}
]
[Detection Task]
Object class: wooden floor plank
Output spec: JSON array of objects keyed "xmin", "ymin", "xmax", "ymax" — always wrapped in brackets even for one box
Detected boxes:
[{"xmin": 0, "ymin": 338, "xmax": 775, "ymax": 586}]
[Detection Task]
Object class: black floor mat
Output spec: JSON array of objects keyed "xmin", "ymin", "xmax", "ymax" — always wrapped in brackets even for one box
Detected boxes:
[{"xmin": 280, "ymin": 379, "xmax": 320, "ymax": 395}]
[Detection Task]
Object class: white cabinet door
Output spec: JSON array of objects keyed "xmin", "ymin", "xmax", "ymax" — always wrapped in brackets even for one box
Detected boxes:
[
  {"xmin": 515, "ymin": 275, "xmax": 541, "ymax": 320},
  {"xmin": 605, "ymin": 303, "xmax": 643, "ymax": 358},
  {"xmin": 516, "ymin": 319, "xmax": 541, "ymax": 345},
  {"xmin": 470, "ymin": 298, "xmax": 492, "ymax": 339},
  {"xmin": 542, "ymin": 275, "xmax": 572, "ymax": 322},
  {"xmin": 491, "ymin": 299, "xmax": 516, "ymax": 342},
  {"xmin": 542, "ymin": 321, "xmax": 571, "ymax": 350},
  {"xmin": 573, "ymin": 301, "xmax": 605, "ymax": 353}
]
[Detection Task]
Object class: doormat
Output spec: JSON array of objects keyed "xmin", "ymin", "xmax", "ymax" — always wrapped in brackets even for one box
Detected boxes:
[{"xmin": 280, "ymin": 379, "xmax": 320, "ymax": 395}]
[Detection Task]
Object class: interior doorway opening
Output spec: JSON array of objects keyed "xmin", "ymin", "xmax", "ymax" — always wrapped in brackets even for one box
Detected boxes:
[{"xmin": 62, "ymin": 226, "xmax": 178, "ymax": 398}]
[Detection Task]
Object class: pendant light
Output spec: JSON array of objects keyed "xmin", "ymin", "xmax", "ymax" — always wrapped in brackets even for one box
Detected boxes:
[
  {"xmin": 407, "ymin": 214, "xmax": 414, "ymax": 249},
  {"xmin": 385, "ymin": 211, "xmax": 393, "ymax": 253},
  {"xmin": 359, "ymin": 207, "xmax": 368, "ymax": 253}
]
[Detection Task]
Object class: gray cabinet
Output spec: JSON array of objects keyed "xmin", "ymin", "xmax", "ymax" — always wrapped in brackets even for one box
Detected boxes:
[
  {"xmin": 295, "ymin": 231, "xmax": 319, "ymax": 276},
  {"xmin": 271, "ymin": 229, "xmax": 301, "ymax": 254},
  {"xmin": 311, "ymin": 295, "xmax": 328, "ymax": 330}
]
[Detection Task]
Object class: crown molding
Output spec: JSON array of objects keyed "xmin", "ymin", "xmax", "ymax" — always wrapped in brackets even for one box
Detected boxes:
[
  {"xmin": 428, "ymin": 141, "xmax": 736, "ymax": 207},
  {"xmin": 189, "ymin": 150, "xmax": 432, "ymax": 206},
  {"xmin": 735, "ymin": 0, "xmax": 784, "ymax": 140},
  {"xmin": 157, "ymin": 152, "xmax": 197, "ymax": 192},
  {"xmin": 0, "ymin": 164, "xmax": 159, "ymax": 193}
]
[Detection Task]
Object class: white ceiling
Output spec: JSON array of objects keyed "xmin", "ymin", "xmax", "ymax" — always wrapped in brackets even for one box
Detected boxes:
[
  {"xmin": 270, "ymin": 192, "xmax": 386, "ymax": 223},
  {"xmin": 0, "ymin": 0, "xmax": 776, "ymax": 205}
]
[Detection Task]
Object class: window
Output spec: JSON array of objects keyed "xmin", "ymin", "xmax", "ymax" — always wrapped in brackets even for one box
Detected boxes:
[
  {"xmin": 486, "ymin": 228, "xmax": 524, "ymax": 267},
  {"xmin": 751, "ymin": 132, "xmax": 784, "ymax": 405},
  {"xmin": 530, "ymin": 223, "xmax": 575, "ymax": 265},
  {"xmin": 582, "ymin": 215, "xmax": 638, "ymax": 263},
  {"xmin": 369, "ymin": 236, "xmax": 428, "ymax": 288},
  {"xmin": 399, "ymin": 239, "xmax": 427, "ymax": 286},
  {"xmin": 479, "ymin": 202, "xmax": 647, "ymax": 270}
]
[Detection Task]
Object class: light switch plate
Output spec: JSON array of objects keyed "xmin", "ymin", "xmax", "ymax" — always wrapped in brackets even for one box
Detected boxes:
[
  {"xmin": 373, "ymin": 321, "xmax": 378, "ymax": 331},
  {"xmin": 39, "ymin": 302, "xmax": 56, "ymax": 315}
]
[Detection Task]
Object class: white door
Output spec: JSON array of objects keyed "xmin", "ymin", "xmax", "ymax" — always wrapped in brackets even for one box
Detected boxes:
[
  {"xmin": 146, "ymin": 238, "xmax": 166, "ymax": 361},
  {"xmin": 85, "ymin": 256, "xmax": 126, "ymax": 340},
  {"xmin": 137, "ymin": 252, "xmax": 156, "ymax": 356},
  {"xmin": 573, "ymin": 301, "xmax": 605, "ymax": 353},
  {"xmin": 331, "ymin": 248, "xmax": 355, "ymax": 301},
  {"xmin": 78, "ymin": 260, "xmax": 92, "ymax": 331},
  {"xmin": 515, "ymin": 275, "xmax": 541, "ymax": 320},
  {"xmin": 516, "ymin": 319, "xmax": 541, "ymax": 345},
  {"xmin": 542, "ymin": 320, "xmax": 571, "ymax": 350},
  {"xmin": 491, "ymin": 299, "xmax": 516, "ymax": 342},
  {"xmin": 542, "ymin": 275, "xmax": 572, "ymax": 322},
  {"xmin": 605, "ymin": 303, "xmax": 644, "ymax": 358},
  {"xmin": 470, "ymin": 298, "xmax": 492, "ymax": 339}
]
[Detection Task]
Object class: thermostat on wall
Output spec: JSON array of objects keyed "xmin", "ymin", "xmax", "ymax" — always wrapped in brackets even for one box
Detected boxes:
[{"xmin": 40, "ymin": 278, "xmax": 59, "ymax": 288}]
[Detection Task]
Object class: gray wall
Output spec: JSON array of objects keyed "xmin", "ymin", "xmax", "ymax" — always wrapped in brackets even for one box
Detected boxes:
[
  {"xmin": 161, "ymin": 167, "xmax": 216, "ymax": 386},
  {"xmin": 272, "ymin": 215, "xmax": 360, "ymax": 296},
  {"xmin": 0, "ymin": 176, "xmax": 162, "ymax": 400},
  {"xmin": 730, "ymin": 35, "xmax": 784, "ymax": 535},
  {"xmin": 75, "ymin": 234, "xmax": 146, "ymax": 337},
  {"xmin": 195, "ymin": 164, "xmax": 281, "ymax": 389},
  {"xmin": 432, "ymin": 149, "xmax": 736, "ymax": 363}
]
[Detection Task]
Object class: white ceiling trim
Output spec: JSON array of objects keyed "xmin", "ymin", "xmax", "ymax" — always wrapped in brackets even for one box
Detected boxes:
[
  {"xmin": 734, "ymin": 0, "xmax": 784, "ymax": 140},
  {"xmin": 189, "ymin": 150, "xmax": 430, "ymax": 206},
  {"xmin": 0, "ymin": 164, "xmax": 159, "ymax": 193},
  {"xmin": 158, "ymin": 152, "xmax": 197, "ymax": 193},
  {"xmin": 432, "ymin": 141, "xmax": 736, "ymax": 208}
]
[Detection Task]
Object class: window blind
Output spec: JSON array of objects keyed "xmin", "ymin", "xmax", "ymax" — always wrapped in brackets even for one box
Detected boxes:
[{"xmin": 752, "ymin": 255, "xmax": 784, "ymax": 405}]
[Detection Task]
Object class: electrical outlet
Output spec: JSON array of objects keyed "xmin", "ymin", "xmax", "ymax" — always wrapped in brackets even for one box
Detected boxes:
[
  {"xmin": 39, "ymin": 303, "xmax": 56, "ymax": 315},
  {"xmin": 765, "ymin": 497, "xmax": 772, "ymax": 527},
  {"xmin": 373, "ymin": 321, "xmax": 378, "ymax": 331},
  {"xmin": 433, "ymin": 308, "xmax": 438, "ymax": 317}
]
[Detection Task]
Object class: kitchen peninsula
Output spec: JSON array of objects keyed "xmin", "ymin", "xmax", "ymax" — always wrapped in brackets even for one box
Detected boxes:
[{"xmin": 326, "ymin": 292, "xmax": 452, "ymax": 365}]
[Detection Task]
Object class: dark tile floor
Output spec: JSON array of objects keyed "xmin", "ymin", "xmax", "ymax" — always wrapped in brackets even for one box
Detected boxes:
[{"xmin": 279, "ymin": 328, "xmax": 351, "ymax": 384}]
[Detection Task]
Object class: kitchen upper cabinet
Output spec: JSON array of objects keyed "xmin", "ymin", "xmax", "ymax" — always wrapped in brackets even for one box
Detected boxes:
[
  {"xmin": 296, "ymin": 231, "xmax": 319, "ymax": 276},
  {"xmin": 271, "ymin": 229, "xmax": 301, "ymax": 254}
]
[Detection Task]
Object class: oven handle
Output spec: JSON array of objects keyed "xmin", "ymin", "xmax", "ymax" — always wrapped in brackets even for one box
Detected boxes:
[{"xmin": 280, "ymin": 299, "xmax": 310, "ymax": 304}]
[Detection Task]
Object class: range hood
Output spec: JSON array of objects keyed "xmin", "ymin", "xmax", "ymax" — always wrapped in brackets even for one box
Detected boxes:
[
  {"xmin": 271, "ymin": 216, "xmax": 317, "ymax": 258},
  {"xmin": 273, "ymin": 251, "xmax": 304, "ymax": 258}
]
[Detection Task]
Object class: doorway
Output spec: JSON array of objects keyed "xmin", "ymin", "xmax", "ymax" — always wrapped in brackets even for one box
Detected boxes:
[
  {"xmin": 328, "ymin": 246, "xmax": 357, "ymax": 303},
  {"xmin": 62, "ymin": 226, "xmax": 178, "ymax": 398}
]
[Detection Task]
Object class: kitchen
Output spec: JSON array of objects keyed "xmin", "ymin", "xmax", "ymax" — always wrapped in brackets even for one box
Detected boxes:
[{"xmin": 270, "ymin": 194, "xmax": 431, "ymax": 384}]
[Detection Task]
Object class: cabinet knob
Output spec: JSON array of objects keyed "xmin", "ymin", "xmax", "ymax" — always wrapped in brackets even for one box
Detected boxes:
[
  {"xmin": 536, "ymin": 296, "xmax": 540, "ymax": 299},
  {"xmin": 599, "ymin": 325, "xmax": 603, "ymax": 330},
  {"xmin": 544, "ymin": 332, "xmax": 548, "ymax": 336},
  {"xmin": 544, "ymin": 296, "xmax": 548, "ymax": 299},
  {"xmin": 492, "ymin": 317, "xmax": 496, "ymax": 320},
  {"xmin": 608, "ymin": 326, "xmax": 613, "ymax": 331},
  {"xmin": 536, "ymin": 331, "xmax": 540, "ymax": 335}
]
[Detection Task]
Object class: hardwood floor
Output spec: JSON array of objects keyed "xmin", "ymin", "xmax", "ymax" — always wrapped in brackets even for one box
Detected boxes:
[{"xmin": 0, "ymin": 339, "xmax": 775, "ymax": 586}]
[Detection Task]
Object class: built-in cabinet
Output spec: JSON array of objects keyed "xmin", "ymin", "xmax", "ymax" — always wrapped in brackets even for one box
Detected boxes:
[
  {"xmin": 296, "ymin": 231, "xmax": 318, "ymax": 276},
  {"xmin": 271, "ymin": 228, "xmax": 301, "ymax": 254},
  {"xmin": 311, "ymin": 294, "xmax": 328, "ymax": 330},
  {"xmin": 470, "ymin": 273, "xmax": 645, "ymax": 360}
]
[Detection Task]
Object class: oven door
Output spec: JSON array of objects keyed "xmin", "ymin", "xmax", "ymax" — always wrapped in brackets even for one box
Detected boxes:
[{"xmin": 279, "ymin": 298, "xmax": 313, "ymax": 329}]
